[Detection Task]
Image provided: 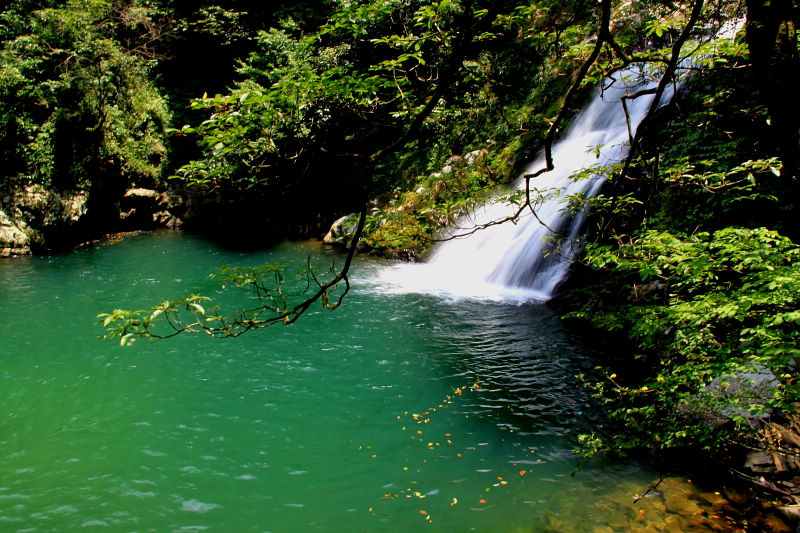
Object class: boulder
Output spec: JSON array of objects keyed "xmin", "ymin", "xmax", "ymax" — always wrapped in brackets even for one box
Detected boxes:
[{"xmin": 323, "ymin": 213, "xmax": 359, "ymax": 246}]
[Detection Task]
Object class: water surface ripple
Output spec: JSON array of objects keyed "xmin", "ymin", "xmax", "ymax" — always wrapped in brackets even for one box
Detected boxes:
[{"xmin": 0, "ymin": 232, "xmax": 711, "ymax": 532}]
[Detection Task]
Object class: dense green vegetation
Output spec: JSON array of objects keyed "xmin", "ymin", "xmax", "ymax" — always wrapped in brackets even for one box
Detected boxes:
[
  {"xmin": 3, "ymin": 0, "xmax": 800, "ymax": 501},
  {"xmin": 556, "ymin": 7, "xmax": 800, "ymax": 464},
  {"xmin": 0, "ymin": 0, "xmax": 170, "ymax": 191}
]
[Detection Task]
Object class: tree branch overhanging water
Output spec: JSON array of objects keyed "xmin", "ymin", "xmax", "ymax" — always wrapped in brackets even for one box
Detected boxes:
[{"xmin": 99, "ymin": 0, "xmax": 716, "ymax": 344}]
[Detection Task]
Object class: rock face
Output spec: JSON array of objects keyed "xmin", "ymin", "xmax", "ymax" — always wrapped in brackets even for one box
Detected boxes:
[
  {"xmin": 0, "ymin": 184, "xmax": 90, "ymax": 256},
  {"xmin": 119, "ymin": 188, "xmax": 182, "ymax": 230},
  {"xmin": 0, "ymin": 184, "xmax": 184, "ymax": 257},
  {"xmin": 0, "ymin": 209, "xmax": 29, "ymax": 257}
]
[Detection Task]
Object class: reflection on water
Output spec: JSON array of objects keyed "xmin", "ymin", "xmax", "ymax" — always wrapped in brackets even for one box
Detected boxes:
[{"xmin": 0, "ymin": 232, "xmax": 732, "ymax": 531}]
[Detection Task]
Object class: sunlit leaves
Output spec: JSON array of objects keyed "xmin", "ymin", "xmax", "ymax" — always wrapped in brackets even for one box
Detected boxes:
[
  {"xmin": 0, "ymin": 0, "xmax": 170, "ymax": 188},
  {"xmin": 97, "ymin": 248, "xmax": 362, "ymax": 342},
  {"xmin": 97, "ymin": 294, "xmax": 216, "ymax": 346},
  {"xmin": 664, "ymin": 157, "xmax": 782, "ymax": 206},
  {"xmin": 570, "ymin": 227, "xmax": 800, "ymax": 453}
]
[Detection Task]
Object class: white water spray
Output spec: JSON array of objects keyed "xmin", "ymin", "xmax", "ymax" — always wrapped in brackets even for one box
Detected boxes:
[{"xmin": 368, "ymin": 70, "xmax": 673, "ymax": 303}]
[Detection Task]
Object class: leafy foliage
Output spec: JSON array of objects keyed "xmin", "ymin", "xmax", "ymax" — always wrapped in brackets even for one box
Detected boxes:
[
  {"xmin": 0, "ymin": 0, "xmax": 171, "ymax": 190},
  {"xmin": 557, "ymin": 11, "xmax": 800, "ymax": 461},
  {"xmin": 568, "ymin": 228, "xmax": 800, "ymax": 453}
]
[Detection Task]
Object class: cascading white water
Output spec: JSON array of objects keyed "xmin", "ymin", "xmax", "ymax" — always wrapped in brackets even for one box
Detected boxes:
[{"xmin": 369, "ymin": 69, "xmax": 673, "ymax": 303}]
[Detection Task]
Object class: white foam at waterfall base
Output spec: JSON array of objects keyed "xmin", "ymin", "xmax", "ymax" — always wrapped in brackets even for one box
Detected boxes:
[{"xmin": 366, "ymin": 69, "xmax": 671, "ymax": 304}]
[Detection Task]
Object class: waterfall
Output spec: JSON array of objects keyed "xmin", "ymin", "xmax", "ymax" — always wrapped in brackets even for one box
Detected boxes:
[{"xmin": 370, "ymin": 70, "xmax": 673, "ymax": 303}]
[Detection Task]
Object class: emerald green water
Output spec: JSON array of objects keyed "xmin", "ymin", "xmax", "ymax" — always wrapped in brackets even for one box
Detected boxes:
[{"xmin": 0, "ymin": 232, "xmax": 671, "ymax": 532}]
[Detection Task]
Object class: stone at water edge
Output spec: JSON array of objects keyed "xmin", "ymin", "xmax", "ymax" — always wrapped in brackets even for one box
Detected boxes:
[
  {"xmin": 0, "ymin": 208, "xmax": 30, "ymax": 256},
  {"xmin": 323, "ymin": 213, "xmax": 359, "ymax": 246},
  {"xmin": 120, "ymin": 188, "xmax": 182, "ymax": 229}
]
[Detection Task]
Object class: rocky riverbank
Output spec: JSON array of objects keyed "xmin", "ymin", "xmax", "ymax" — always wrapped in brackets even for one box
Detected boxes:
[{"xmin": 0, "ymin": 184, "xmax": 182, "ymax": 257}]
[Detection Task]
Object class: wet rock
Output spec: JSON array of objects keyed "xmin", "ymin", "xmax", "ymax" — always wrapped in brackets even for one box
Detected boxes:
[
  {"xmin": 745, "ymin": 451, "xmax": 776, "ymax": 473},
  {"xmin": 777, "ymin": 504, "xmax": 800, "ymax": 524},
  {"xmin": 542, "ymin": 513, "xmax": 569, "ymax": 532},
  {"xmin": 323, "ymin": 213, "xmax": 359, "ymax": 246},
  {"xmin": 722, "ymin": 487, "xmax": 749, "ymax": 506},
  {"xmin": 120, "ymin": 188, "xmax": 182, "ymax": 229},
  {"xmin": 661, "ymin": 513, "xmax": 689, "ymax": 531},
  {"xmin": 695, "ymin": 490, "xmax": 727, "ymax": 507},
  {"xmin": 389, "ymin": 248, "xmax": 420, "ymax": 262},
  {"xmin": 0, "ymin": 209, "xmax": 30, "ymax": 256},
  {"xmin": 660, "ymin": 478, "xmax": 704, "ymax": 517},
  {"xmin": 3, "ymin": 184, "xmax": 90, "ymax": 252}
]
